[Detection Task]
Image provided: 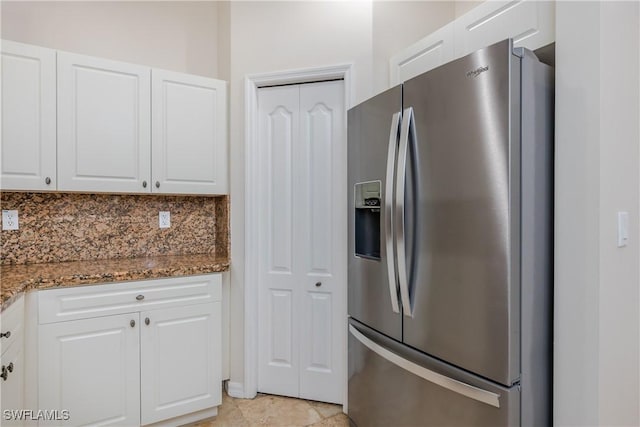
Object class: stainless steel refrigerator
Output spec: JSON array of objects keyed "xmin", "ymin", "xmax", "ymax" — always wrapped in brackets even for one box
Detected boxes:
[{"xmin": 347, "ymin": 39, "xmax": 553, "ymax": 426}]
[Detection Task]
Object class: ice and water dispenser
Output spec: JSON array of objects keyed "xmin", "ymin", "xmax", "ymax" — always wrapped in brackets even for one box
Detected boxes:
[{"xmin": 354, "ymin": 181, "xmax": 381, "ymax": 260}]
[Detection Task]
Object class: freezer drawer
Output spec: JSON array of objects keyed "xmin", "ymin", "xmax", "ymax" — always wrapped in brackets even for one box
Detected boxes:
[{"xmin": 348, "ymin": 319, "xmax": 519, "ymax": 427}]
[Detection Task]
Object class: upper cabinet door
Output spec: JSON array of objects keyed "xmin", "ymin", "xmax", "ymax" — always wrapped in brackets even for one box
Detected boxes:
[
  {"xmin": 1, "ymin": 40, "xmax": 56, "ymax": 191},
  {"xmin": 389, "ymin": 22, "xmax": 455, "ymax": 85},
  {"xmin": 57, "ymin": 52, "xmax": 151, "ymax": 193},
  {"xmin": 453, "ymin": 0, "xmax": 555, "ymax": 58},
  {"xmin": 152, "ymin": 70, "xmax": 228, "ymax": 195}
]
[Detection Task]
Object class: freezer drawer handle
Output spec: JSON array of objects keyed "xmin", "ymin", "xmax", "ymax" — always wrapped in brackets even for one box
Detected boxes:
[
  {"xmin": 385, "ymin": 111, "xmax": 402, "ymax": 314},
  {"xmin": 348, "ymin": 324, "xmax": 501, "ymax": 408}
]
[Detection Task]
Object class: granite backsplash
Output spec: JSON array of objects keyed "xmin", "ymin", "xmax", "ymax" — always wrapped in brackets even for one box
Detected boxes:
[{"xmin": 0, "ymin": 192, "xmax": 229, "ymax": 265}]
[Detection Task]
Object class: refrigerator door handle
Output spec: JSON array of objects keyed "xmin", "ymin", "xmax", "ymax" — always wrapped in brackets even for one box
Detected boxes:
[
  {"xmin": 349, "ymin": 324, "xmax": 501, "ymax": 408},
  {"xmin": 385, "ymin": 111, "xmax": 402, "ymax": 314},
  {"xmin": 397, "ymin": 107, "xmax": 414, "ymax": 317}
]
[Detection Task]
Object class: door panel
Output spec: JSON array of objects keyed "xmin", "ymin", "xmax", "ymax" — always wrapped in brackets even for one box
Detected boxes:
[
  {"xmin": 57, "ymin": 52, "xmax": 151, "ymax": 193},
  {"xmin": 1, "ymin": 41, "xmax": 56, "ymax": 191},
  {"xmin": 347, "ymin": 86, "xmax": 402, "ymax": 341},
  {"xmin": 258, "ymin": 85, "xmax": 300, "ymax": 398},
  {"xmin": 348, "ymin": 319, "xmax": 519, "ymax": 427},
  {"xmin": 401, "ymin": 39, "xmax": 520, "ymax": 386},
  {"xmin": 453, "ymin": 0, "xmax": 555, "ymax": 57},
  {"xmin": 38, "ymin": 314, "xmax": 140, "ymax": 427},
  {"xmin": 299, "ymin": 81, "xmax": 344, "ymax": 403},
  {"xmin": 389, "ymin": 22, "xmax": 455, "ymax": 85},
  {"xmin": 151, "ymin": 69, "xmax": 227, "ymax": 194},
  {"xmin": 140, "ymin": 303, "xmax": 220, "ymax": 425}
]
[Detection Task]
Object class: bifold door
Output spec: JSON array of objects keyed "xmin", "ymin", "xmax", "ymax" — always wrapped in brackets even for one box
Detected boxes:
[{"xmin": 257, "ymin": 80, "xmax": 345, "ymax": 404}]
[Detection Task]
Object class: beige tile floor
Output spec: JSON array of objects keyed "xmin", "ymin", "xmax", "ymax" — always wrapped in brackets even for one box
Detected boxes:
[{"xmin": 191, "ymin": 391, "xmax": 350, "ymax": 427}]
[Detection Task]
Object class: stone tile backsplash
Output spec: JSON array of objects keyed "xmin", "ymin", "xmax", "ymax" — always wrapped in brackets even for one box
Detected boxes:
[{"xmin": 0, "ymin": 192, "xmax": 229, "ymax": 265}]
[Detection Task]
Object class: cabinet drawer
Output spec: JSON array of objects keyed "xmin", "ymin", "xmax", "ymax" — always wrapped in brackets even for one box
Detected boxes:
[
  {"xmin": 1, "ymin": 294, "xmax": 24, "ymax": 356},
  {"xmin": 39, "ymin": 274, "xmax": 221, "ymax": 324}
]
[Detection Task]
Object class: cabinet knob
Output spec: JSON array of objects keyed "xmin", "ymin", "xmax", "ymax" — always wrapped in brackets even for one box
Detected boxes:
[
  {"xmin": 142, "ymin": 181, "xmax": 148, "ymax": 188},
  {"xmin": 130, "ymin": 320, "xmax": 136, "ymax": 328},
  {"xmin": 1, "ymin": 366, "xmax": 7, "ymax": 381},
  {"xmin": 155, "ymin": 181, "xmax": 160, "ymax": 189},
  {"xmin": 136, "ymin": 295, "xmax": 145, "ymax": 301},
  {"xmin": 145, "ymin": 317, "xmax": 150, "ymax": 326},
  {"xmin": 6, "ymin": 363, "xmax": 13, "ymax": 373},
  {"xmin": 0, "ymin": 331, "xmax": 10, "ymax": 339},
  {"xmin": 45, "ymin": 177, "xmax": 51, "ymax": 185},
  {"xmin": 315, "ymin": 282, "xmax": 322, "ymax": 287}
]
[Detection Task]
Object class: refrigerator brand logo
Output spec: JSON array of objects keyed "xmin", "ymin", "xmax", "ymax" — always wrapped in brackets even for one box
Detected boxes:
[{"xmin": 466, "ymin": 66, "xmax": 489, "ymax": 78}]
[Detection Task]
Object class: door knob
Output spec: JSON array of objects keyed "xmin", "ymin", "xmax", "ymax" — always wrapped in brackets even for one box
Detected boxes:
[
  {"xmin": 45, "ymin": 177, "xmax": 51, "ymax": 185},
  {"xmin": 0, "ymin": 331, "xmax": 10, "ymax": 339},
  {"xmin": 315, "ymin": 282, "xmax": 322, "ymax": 287},
  {"xmin": 155, "ymin": 181, "xmax": 160, "ymax": 188},
  {"xmin": 142, "ymin": 181, "xmax": 148, "ymax": 188},
  {"xmin": 7, "ymin": 363, "xmax": 13, "ymax": 373},
  {"xmin": 130, "ymin": 320, "xmax": 136, "ymax": 328},
  {"xmin": 145, "ymin": 317, "xmax": 150, "ymax": 326},
  {"xmin": 1, "ymin": 366, "xmax": 7, "ymax": 381}
]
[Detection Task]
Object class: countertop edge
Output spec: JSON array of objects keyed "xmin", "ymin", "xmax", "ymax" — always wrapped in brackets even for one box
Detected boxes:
[{"xmin": 1, "ymin": 258, "xmax": 230, "ymax": 311}]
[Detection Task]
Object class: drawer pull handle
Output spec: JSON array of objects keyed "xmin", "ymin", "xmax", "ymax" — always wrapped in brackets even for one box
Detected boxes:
[
  {"xmin": 145, "ymin": 317, "xmax": 150, "ymax": 326},
  {"xmin": 136, "ymin": 295, "xmax": 145, "ymax": 301},
  {"xmin": 315, "ymin": 282, "xmax": 322, "ymax": 287},
  {"xmin": 0, "ymin": 331, "xmax": 10, "ymax": 339},
  {"xmin": 130, "ymin": 320, "xmax": 136, "ymax": 328},
  {"xmin": 6, "ymin": 363, "xmax": 13, "ymax": 373},
  {"xmin": 1, "ymin": 366, "xmax": 7, "ymax": 381}
]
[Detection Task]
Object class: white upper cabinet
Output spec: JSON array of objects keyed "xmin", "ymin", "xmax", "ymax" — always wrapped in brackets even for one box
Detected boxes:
[
  {"xmin": 57, "ymin": 52, "xmax": 152, "ymax": 193},
  {"xmin": 390, "ymin": 0, "xmax": 555, "ymax": 85},
  {"xmin": 1, "ymin": 40, "xmax": 57, "ymax": 191},
  {"xmin": 152, "ymin": 70, "xmax": 228, "ymax": 194},
  {"xmin": 389, "ymin": 23, "xmax": 455, "ymax": 86},
  {"xmin": 453, "ymin": 0, "xmax": 555, "ymax": 58}
]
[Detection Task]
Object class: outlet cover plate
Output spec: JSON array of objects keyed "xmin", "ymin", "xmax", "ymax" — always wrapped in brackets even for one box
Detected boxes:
[
  {"xmin": 2, "ymin": 210, "xmax": 19, "ymax": 230},
  {"xmin": 159, "ymin": 211, "xmax": 171, "ymax": 229}
]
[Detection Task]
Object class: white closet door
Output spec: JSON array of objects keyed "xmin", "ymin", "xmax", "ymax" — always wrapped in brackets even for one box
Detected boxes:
[
  {"xmin": 298, "ymin": 81, "xmax": 345, "ymax": 404},
  {"xmin": 257, "ymin": 81, "xmax": 345, "ymax": 404},
  {"xmin": 257, "ymin": 85, "xmax": 301, "ymax": 398}
]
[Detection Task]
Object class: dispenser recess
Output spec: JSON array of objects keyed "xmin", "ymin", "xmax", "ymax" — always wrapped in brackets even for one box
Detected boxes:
[{"xmin": 354, "ymin": 181, "xmax": 381, "ymax": 260}]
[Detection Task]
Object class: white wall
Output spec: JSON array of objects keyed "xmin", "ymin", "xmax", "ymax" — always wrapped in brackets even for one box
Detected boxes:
[
  {"xmin": 1, "ymin": 1, "xmax": 221, "ymax": 78},
  {"xmin": 227, "ymin": 0, "xmax": 373, "ymax": 390},
  {"xmin": 554, "ymin": 1, "xmax": 640, "ymax": 425}
]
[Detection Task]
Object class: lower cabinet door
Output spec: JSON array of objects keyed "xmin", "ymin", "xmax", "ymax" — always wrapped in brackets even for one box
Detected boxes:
[
  {"xmin": 39, "ymin": 313, "xmax": 141, "ymax": 426},
  {"xmin": 1, "ymin": 338, "xmax": 25, "ymax": 427},
  {"xmin": 140, "ymin": 302, "xmax": 221, "ymax": 425}
]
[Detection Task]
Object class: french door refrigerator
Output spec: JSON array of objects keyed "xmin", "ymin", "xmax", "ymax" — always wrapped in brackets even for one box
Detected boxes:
[{"xmin": 347, "ymin": 39, "xmax": 553, "ymax": 426}]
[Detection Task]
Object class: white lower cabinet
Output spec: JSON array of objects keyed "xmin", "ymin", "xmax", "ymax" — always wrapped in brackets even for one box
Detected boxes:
[
  {"xmin": 141, "ymin": 303, "xmax": 220, "ymax": 425},
  {"xmin": 38, "ymin": 275, "xmax": 222, "ymax": 426},
  {"xmin": 1, "ymin": 337, "xmax": 25, "ymax": 427},
  {"xmin": 1, "ymin": 294, "xmax": 25, "ymax": 427},
  {"xmin": 39, "ymin": 313, "xmax": 141, "ymax": 427}
]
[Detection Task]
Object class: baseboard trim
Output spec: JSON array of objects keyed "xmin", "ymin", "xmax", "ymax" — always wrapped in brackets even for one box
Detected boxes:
[{"xmin": 227, "ymin": 381, "xmax": 246, "ymax": 399}]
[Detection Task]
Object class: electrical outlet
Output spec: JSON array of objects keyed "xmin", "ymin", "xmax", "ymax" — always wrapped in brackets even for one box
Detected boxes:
[
  {"xmin": 159, "ymin": 211, "xmax": 171, "ymax": 229},
  {"xmin": 2, "ymin": 210, "xmax": 19, "ymax": 230}
]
